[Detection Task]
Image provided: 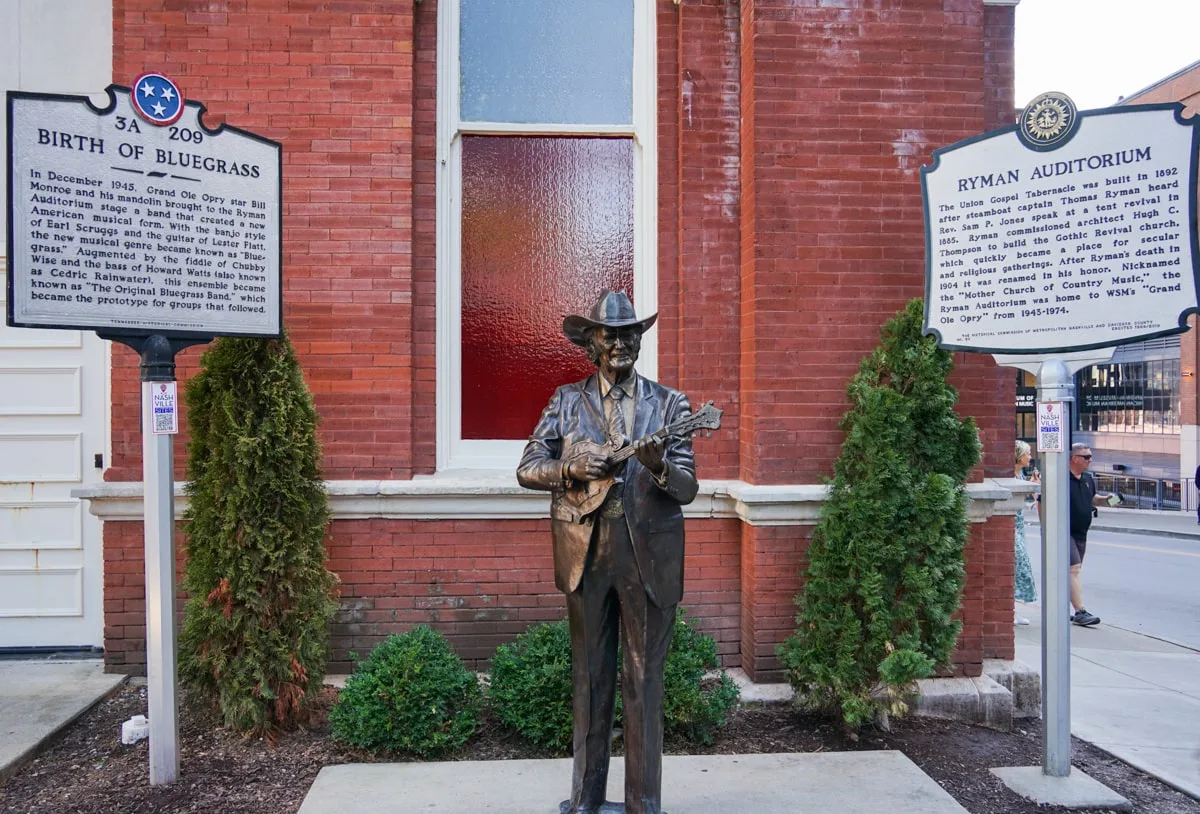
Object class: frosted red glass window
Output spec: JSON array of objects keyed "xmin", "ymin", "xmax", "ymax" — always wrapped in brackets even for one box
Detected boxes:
[{"xmin": 461, "ymin": 136, "xmax": 634, "ymax": 440}]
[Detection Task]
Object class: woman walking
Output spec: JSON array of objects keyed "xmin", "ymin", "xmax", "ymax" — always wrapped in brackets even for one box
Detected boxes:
[{"xmin": 1014, "ymin": 440, "xmax": 1039, "ymax": 623}]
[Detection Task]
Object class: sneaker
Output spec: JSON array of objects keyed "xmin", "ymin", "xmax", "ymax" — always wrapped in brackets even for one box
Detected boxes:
[
  {"xmin": 1015, "ymin": 615, "xmax": 1031, "ymax": 626},
  {"xmin": 1072, "ymin": 610, "xmax": 1101, "ymax": 627}
]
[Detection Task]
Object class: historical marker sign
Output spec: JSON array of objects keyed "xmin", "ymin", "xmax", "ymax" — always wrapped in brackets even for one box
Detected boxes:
[
  {"xmin": 922, "ymin": 98, "xmax": 1199, "ymax": 355},
  {"xmin": 6, "ymin": 84, "xmax": 281, "ymax": 338}
]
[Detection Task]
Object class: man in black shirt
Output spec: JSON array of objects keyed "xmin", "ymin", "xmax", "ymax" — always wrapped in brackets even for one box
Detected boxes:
[{"xmin": 1068, "ymin": 443, "xmax": 1107, "ymax": 626}]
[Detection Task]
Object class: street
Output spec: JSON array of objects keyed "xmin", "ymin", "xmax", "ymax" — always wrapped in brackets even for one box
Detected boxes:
[{"xmin": 1024, "ymin": 521, "xmax": 1200, "ymax": 650}]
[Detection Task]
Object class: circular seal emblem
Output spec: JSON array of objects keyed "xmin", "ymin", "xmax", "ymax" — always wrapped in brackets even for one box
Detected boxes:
[
  {"xmin": 130, "ymin": 72, "xmax": 185, "ymax": 126},
  {"xmin": 1017, "ymin": 91, "xmax": 1080, "ymax": 151}
]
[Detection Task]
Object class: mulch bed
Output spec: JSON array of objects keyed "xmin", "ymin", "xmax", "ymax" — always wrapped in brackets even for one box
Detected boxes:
[{"xmin": 1, "ymin": 682, "xmax": 1197, "ymax": 814}]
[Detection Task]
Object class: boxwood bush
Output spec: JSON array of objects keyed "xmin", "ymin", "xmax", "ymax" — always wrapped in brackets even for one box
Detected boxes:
[
  {"xmin": 329, "ymin": 626, "xmax": 481, "ymax": 756},
  {"xmin": 662, "ymin": 613, "xmax": 741, "ymax": 745},
  {"xmin": 488, "ymin": 618, "xmax": 575, "ymax": 752},
  {"xmin": 488, "ymin": 612, "xmax": 739, "ymax": 751}
]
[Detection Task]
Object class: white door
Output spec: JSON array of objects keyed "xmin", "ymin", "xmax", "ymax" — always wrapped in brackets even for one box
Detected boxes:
[{"xmin": 0, "ymin": 259, "xmax": 108, "ymax": 649}]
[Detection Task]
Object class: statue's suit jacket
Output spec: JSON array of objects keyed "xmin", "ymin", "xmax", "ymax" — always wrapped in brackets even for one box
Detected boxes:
[{"xmin": 517, "ymin": 373, "xmax": 699, "ymax": 608}]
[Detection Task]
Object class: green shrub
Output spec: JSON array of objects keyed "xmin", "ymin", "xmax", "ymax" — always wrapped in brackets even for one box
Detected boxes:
[
  {"xmin": 178, "ymin": 333, "xmax": 338, "ymax": 735},
  {"xmin": 777, "ymin": 298, "xmax": 981, "ymax": 731},
  {"xmin": 329, "ymin": 626, "xmax": 482, "ymax": 756},
  {"xmin": 662, "ymin": 614, "xmax": 740, "ymax": 745},
  {"xmin": 488, "ymin": 619, "xmax": 575, "ymax": 752},
  {"xmin": 488, "ymin": 611, "xmax": 739, "ymax": 751}
]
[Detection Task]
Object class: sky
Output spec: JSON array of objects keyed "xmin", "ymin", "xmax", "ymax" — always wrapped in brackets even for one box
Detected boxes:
[{"xmin": 1015, "ymin": 0, "xmax": 1199, "ymax": 111}]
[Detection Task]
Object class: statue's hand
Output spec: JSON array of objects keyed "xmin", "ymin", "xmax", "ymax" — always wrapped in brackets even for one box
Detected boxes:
[
  {"xmin": 633, "ymin": 436, "xmax": 666, "ymax": 476},
  {"xmin": 566, "ymin": 452, "xmax": 610, "ymax": 482}
]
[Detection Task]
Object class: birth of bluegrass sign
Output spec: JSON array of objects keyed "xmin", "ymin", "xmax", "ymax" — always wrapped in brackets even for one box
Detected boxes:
[
  {"xmin": 6, "ymin": 78, "xmax": 281, "ymax": 338},
  {"xmin": 921, "ymin": 94, "xmax": 1199, "ymax": 355}
]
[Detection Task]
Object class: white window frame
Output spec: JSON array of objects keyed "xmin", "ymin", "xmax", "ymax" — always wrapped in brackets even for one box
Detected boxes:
[{"xmin": 435, "ymin": 0, "xmax": 658, "ymax": 471}]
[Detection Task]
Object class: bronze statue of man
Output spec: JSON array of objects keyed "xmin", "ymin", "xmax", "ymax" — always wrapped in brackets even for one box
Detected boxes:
[{"xmin": 517, "ymin": 290, "xmax": 699, "ymax": 814}]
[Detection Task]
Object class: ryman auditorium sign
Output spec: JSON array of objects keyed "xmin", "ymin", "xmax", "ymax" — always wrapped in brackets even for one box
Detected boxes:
[{"xmin": 921, "ymin": 93, "xmax": 1199, "ymax": 355}]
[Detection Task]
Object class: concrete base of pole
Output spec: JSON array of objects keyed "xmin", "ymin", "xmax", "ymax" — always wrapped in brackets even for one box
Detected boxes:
[{"xmin": 990, "ymin": 767, "xmax": 1131, "ymax": 810}]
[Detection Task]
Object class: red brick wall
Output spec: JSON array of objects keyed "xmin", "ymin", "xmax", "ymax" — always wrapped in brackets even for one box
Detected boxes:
[
  {"xmin": 733, "ymin": 0, "xmax": 1015, "ymax": 670},
  {"xmin": 738, "ymin": 0, "xmax": 995, "ymax": 486},
  {"xmin": 103, "ymin": 509, "xmax": 1004, "ymax": 677},
  {"xmin": 103, "ymin": 1, "xmax": 1016, "ymax": 680},
  {"xmin": 411, "ymin": 0, "xmax": 438, "ymax": 475},
  {"xmin": 983, "ymin": 3, "xmax": 1017, "ymax": 128},
  {"xmin": 660, "ymin": 0, "xmax": 744, "ymax": 481},
  {"xmin": 739, "ymin": 525, "xmax": 807, "ymax": 682},
  {"xmin": 102, "ymin": 521, "xmax": 152, "ymax": 674},
  {"xmin": 110, "ymin": 0, "xmax": 416, "ymax": 482},
  {"xmin": 102, "ymin": 517, "xmax": 741, "ymax": 674}
]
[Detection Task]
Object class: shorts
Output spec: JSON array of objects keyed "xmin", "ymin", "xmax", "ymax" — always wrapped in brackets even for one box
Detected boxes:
[{"xmin": 1070, "ymin": 536, "xmax": 1087, "ymax": 566}]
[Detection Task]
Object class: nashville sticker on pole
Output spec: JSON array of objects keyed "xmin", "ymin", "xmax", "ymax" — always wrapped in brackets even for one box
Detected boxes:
[
  {"xmin": 1037, "ymin": 401, "xmax": 1065, "ymax": 453},
  {"xmin": 920, "ymin": 92, "xmax": 1200, "ymax": 355},
  {"xmin": 151, "ymin": 381, "xmax": 178, "ymax": 435}
]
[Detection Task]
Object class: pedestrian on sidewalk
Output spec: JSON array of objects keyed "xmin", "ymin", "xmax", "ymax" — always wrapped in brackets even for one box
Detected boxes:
[
  {"xmin": 1069, "ymin": 443, "xmax": 1110, "ymax": 627},
  {"xmin": 1194, "ymin": 464, "xmax": 1199, "ymax": 525},
  {"xmin": 1013, "ymin": 441, "xmax": 1039, "ymax": 625}
]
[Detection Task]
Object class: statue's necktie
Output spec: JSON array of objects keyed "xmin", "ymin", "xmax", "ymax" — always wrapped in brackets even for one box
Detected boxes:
[
  {"xmin": 608, "ymin": 385, "xmax": 628, "ymax": 448},
  {"xmin": 607, "ymin": 385, "xmax": 629, "ymax": 503}
]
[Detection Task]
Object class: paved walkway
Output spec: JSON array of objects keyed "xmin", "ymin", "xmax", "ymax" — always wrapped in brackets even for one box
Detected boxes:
[
  {"xmin": 1020, "ymin": 507, "xmax": 1200, "ymax": 799},
  {"xmin": 0, "ymin": 659, "xmax": 125, "ymax": 782},
  {"xmin": 298, "ymin": 752, "xmax": 969, "ymax": 814},
  {"xmin": 1015, "ymin": 609, "xmax": 1200, "ymax": 799},
  {"xmin": 1084, "ymin": 506, "xmax": 1200, "ymax": 541}
]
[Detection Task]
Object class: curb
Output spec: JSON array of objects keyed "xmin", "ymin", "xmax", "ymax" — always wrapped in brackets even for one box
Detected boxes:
[
  {"xmin": 1101, "ymin": 621, "xmax": 1200, "ymax": 654},
  {"xmin": 1090, "ymin": 524, "xmax": 1200, "ymax": 542},
  {"xmin": 1029, "ymin": 519, "xmax": 1200, "ymax": 543}
]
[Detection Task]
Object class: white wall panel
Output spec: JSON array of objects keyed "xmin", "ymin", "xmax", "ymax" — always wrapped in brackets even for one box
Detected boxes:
[
  {"xmin": 0, "ymin": 368, "xmax": 81, "ymax": 415},
  {"xmin": 0, "ymin": 568, "xmax": 83, "ymax": 617},
  {"xmin": 0, "ymin": 501, "xmax": 82, "ymax": 549},
  {"xmin": 0, "ymin": 434, "xmax": 82, "ymax": 482}
]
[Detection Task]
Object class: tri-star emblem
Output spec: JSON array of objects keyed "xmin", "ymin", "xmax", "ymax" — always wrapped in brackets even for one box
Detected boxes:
[{"xmin": 130, "ymin": 72, "xmax": 184, "ymax": 126}]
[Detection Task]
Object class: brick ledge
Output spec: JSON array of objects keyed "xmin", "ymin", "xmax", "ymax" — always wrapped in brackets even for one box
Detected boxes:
[{"xmin": 74, "ymin": 476, "xmax": 1021, "ymax": 526}]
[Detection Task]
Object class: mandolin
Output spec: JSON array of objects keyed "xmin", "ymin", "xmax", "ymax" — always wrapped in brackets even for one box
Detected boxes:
[{"xmin": 562, "ymin": 401, "xmax": 723, "ymax": 517}]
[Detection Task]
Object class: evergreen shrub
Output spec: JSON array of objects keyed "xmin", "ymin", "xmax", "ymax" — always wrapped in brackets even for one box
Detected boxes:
[
  {"xmin": 488, "ymin": 611, "xmax": 739, "ymax": 751},
  {"xmin": 488, "ymin": 619, "xmax": 575, "ymax": 752},
  {"xmin": 777, "ymin": 298, "xmax": 981, "ymax": 730},
  {"xmin": 662, "ymin": 613, "xmax": 740, "ymax": 745},
  {"xmin": 178, "ymin": 333, "xmax": 338, "ymax": 735},
  {"xmin": 329, "ymin": 626, "xmax": 482, "ymax": 756}
]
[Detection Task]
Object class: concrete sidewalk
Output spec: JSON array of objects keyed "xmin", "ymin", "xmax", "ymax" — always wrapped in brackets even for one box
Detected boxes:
[
  {"xmin": 298, "ymin": 752, "xmax": 969, "ymax": 814},
  {"xmin": 1036, "ymin": 505, "xmax": 1200, "ymax": 541},
  {"xmin": 1015, "ymin": 611, "xmax": 1200, "ymax": 800},
  {"xmin": 0, "ymin": 659, "xmax": 126, "ymax": 782}
]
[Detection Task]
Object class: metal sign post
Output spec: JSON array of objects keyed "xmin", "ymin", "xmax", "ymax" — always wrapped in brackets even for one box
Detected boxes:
[
  {"xmin": 116, "ymin": 333, "xmax": 208, "ymax": 784},
  {"xmin": 1034, "ymin": 359, "xmax": 1073, "ymax": 777},
  {"xmin": 995, "ymin": 350, "xmax": 1110, "ymax": 777},
  {"xmin": 141, "ymin": 337, "xmax": 180, "ymax": 784}
]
